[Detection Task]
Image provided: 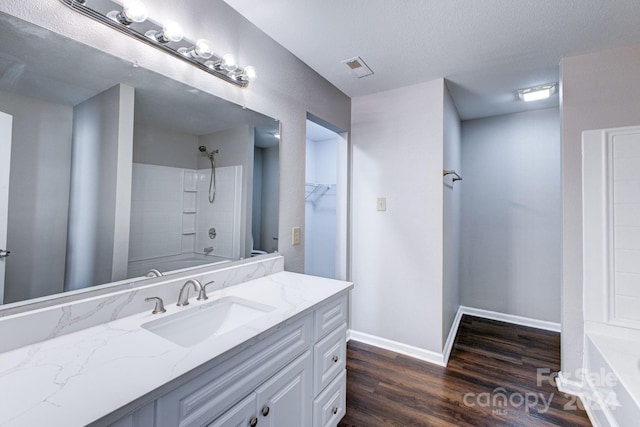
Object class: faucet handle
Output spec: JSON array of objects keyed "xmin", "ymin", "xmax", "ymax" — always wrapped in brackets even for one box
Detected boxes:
[
  {"xmin": 145, "ymin": 297, "xmax": 166, "ymax": 314},
  {"xmin": 197, "ymin": 281, "xmax": 216, "ymax": 301}
]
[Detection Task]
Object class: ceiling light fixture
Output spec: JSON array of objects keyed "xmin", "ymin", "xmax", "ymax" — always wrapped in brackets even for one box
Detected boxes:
[
  {"xmin": 517, "ymin": 83, "xmax": 557, "ymax": 102},
  {"xmin": 60, "ymin": 0, "xmax": 256, "ymax": 88}
]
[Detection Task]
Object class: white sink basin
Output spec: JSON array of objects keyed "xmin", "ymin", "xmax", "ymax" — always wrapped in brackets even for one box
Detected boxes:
[{"xmin": 142, "ymin": 296, "xmax": 275, "ymax": 347}]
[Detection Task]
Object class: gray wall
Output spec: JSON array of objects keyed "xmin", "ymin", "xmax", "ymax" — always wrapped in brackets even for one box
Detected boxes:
[
  {"xmin": 65, "ymin": 84, "xmax": 135, "ymax": 291},
  {"xmin": 260, "ymin": 146, "xmax": 280, "ymax": 253},
  {"xmin": 1, "ymin": 0, "xmax": 351, "ymax": 274},
  {"xmin": 561, "ymin": 43, "xmax": 640, "ymax": 375},
  {"xmin": 351, "ymin": 79, "xmax": 445, "ymax": 353},
  {"xmin": 252, "ymin": 147, "xmax": 264, "ymax": 249},
  {"xmin": 199, "ymin": 126, "xmax": 254, "ymax": 258},
  {"xmin": 442, "ymin": 85, "xmax": 461, "ymax": 345},
  {"xmin": 1, "ymin": 90, "xmax": 73, "ymax": 303},
  {"xmin": 133, "ymin": 123, "xmax": 199, "ymax": 169},
  {"xmin": 460, "ymin": 108, "xmax": 561, "ymax": 322}
]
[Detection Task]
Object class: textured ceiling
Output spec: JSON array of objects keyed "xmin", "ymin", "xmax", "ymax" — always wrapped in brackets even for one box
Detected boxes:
[{"xmin": 223, "ymin": 0, "xmax": 640, "ymax": 119}]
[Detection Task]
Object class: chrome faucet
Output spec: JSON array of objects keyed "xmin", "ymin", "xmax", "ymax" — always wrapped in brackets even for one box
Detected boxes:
[
  {"xmin": 204, "ymin": 246, "xmax": 213, "ymax": 255},
  {"xmin": 177, "ymin": 279, "xmax": 202, "ymax": 306}
]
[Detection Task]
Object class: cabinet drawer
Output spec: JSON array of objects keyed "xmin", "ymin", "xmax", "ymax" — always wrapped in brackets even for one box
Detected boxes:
[
  {"xmin": 313, "ymin": 369, "xmax": 346, "ymax": 427},
  {"xmin": 313, "ymin": 323, "xmax": 347, "ymax": 396},
  {"xmin": 156, "ymin": 315, "xmax": 312, "ymax": 427},
  {"xmin": 314, "ymin": 295, "xmax": 347, "ymax": 340}
]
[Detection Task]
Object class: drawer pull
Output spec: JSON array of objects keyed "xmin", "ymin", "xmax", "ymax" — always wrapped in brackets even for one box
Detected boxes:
[
  {"xmin": 249, "ymin": 417, "xmax": 258, "ymax": 427},
  {"xmin": 261, "ymin": 406, "xmax": 270, "ymax": 417},
  {"xmin": 332, "ymin": 355, "xmax": 339, "ymax": 363},
  {"xmin": 332, "ymin": 407, "xmax": 339, "ymax": 415}
]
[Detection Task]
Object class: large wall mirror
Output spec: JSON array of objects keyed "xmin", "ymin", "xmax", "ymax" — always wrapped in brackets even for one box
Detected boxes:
[{"xmin": 0, "ymin": 12, "xmax": 280, "ymax": 307}]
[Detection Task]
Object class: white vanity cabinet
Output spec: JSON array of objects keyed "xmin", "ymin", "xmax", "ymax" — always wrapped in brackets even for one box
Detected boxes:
[
  {"xmin": 106, "ymin": 293, "xmax": 348, "ymax": 427},
  {"xmin": 311, "ymin": 295, "xmax": 348, "ymax": 427},
  {"xmin": 208, "ymin": 351, "xmax": 312, "ymax": 427}
]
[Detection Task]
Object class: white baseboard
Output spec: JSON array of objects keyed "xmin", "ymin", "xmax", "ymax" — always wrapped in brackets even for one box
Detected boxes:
[
  {"xmin": 459, "ymin": 306, "xmax": 561, "ymax": 332},
  {"xmin": 442, "ymin": 306, "xmax": 465, "ymax": 364},
  {"xmin": 556, "ymin": 371, "xmax": 585, "ymax": 396},
  {"xmin": 347, "ymin": 306, "xmax": 561, "ymax": 368},
  {"xmin": 348, "ymin": 330, "xmax": 446, "ymax": 367},
  {"xmin": 581, "ymin": 385, "xmax": 607, "ymax": 427}
]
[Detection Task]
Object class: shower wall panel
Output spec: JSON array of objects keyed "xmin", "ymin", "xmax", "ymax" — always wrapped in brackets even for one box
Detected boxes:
[{"xmin": 195, "ymin": 166, "xmax": 243, "ymax": 260}]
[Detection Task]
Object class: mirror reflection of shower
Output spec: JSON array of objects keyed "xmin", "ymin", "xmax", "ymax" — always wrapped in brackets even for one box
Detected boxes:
[{"xmin": 199, "ymin": 146, "xmax": 219, "ymax": 203}]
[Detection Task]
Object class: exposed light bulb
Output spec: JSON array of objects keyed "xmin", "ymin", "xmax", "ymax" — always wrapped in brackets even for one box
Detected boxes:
[
  {"xmin": 238, "ymin": 65, "xmax": 258, "ymax": 82},
  {"xmin": 120, "ymin": 0, "xmax": 148, "ymax": 24},
  {"xmin": 146, "ymin": 21, "xmax": 184, "ymax": 43},
  {"xmin": 178, "ymin": 39, "xmax": 213, "ymax": 59},
  {"xmin": 160, "ymin": 21, "xmax": 183, "ymax": 43},
  {"xmin": 194, "ymin": 39, "xmax": 213, "ymax": 59},
  {"xmin": 221, "ymin": 54, "xmax": 237, "ymax": 71}
]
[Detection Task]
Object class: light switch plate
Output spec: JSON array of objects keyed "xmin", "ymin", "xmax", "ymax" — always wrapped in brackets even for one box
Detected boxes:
[
  {"xmin": 377, "ymin": 197, "xmax": 387, "ymax": 211},
  {"xmin": 292, "ymin": 226, "xmax": 301, "ymax": 245}
]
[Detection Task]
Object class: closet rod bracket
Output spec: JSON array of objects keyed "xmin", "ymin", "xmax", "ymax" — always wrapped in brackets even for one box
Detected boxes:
[{"xmin": 443, "ymin": 169, "xmax": 462, "ymax": 182}]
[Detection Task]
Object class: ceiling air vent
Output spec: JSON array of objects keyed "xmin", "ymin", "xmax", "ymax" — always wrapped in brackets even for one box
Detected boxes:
[{"xmin": 341, "ymin": 56, "xmax": 374, "ymax": 78}]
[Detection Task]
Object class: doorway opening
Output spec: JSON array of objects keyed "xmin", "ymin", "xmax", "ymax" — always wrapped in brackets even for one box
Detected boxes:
[{"xmin": 305, "ymin": 116, "xmax": 348, "ymax": 280}]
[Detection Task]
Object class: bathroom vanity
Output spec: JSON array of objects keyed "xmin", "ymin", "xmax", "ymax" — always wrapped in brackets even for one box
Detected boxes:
[{"xmin": 0, "ymin": 255, "xmax": 353, "ymax": 427}]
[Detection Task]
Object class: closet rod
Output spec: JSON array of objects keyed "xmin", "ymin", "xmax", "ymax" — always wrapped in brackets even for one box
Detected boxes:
[{"xmin": 443, "ymin": 169, "xmax": 462, "ymax": 182}]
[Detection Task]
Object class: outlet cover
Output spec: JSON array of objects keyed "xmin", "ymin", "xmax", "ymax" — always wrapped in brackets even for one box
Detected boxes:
[
  {"xmin": 377, "ymin": 197, "xmax": 387, "ymax": 211},
  {"xmin": 292, "ymin": 226, "xmax": 301, "ymax": 245}
]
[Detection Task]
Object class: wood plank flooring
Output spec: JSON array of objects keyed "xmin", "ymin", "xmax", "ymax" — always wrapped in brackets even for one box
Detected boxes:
[{"xmin": 338, "ymin": 315, "xmax": 592, "ymax": 426}]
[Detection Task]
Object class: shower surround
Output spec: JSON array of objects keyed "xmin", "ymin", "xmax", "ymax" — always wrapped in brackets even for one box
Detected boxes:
[{"xmin": 128, "ymin": 163, "xmax": 242, "ymax": 277}]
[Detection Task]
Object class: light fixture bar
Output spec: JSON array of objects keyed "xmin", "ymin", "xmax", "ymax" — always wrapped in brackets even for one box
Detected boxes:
[
  {"xmin": 60, "ymin": 0, "xmax": 256, "ymax": 87},
  {"xmin": 517, "ymin": 83, "xmax": 557, "ymax": 102}
]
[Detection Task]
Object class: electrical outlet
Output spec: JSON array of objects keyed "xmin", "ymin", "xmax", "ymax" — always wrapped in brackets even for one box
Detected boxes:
[
  {"xmin": 292, "ymin": 226, "xmax": 301, "ymax": 245},
  {"xmin": 377, "ymin": 197, "xmax": 387, "ymax": 211}
]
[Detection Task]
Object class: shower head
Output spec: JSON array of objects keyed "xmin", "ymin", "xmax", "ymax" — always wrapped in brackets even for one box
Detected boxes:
[{"xmin": 198, "ymin": 146, "xmax": 219, "ymax": 158}]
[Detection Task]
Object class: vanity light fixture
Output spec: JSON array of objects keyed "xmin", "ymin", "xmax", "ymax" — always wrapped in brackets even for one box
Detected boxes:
[
  {"xmin": 107, "ymin": 0, "xmax": 148, "ymax": 26},
  {"xmin": 178, "ymin": 39, "xmax": 214, "ymax": 59},
  {"xmin": 238, "ymin": 65, "xmax": 258, "ymax": 82},
  {"xmin": 222, "ymin": 54, "xmax": 238, "ymax": 71},
  {"xmin": 146, "ymin": 21, "xmax": 183, "ymax": 43},
  {"xmin": 517, "ymin": 83, "xmax": 557, "ymax": 102},
  {"xmin": 61, "ymin": 0, "xmax": 256, "ymax": 88}
]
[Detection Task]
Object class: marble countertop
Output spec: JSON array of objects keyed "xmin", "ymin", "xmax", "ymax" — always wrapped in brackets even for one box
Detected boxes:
[{"xmin": 0, "ymin": 272, "xmax": 353, "ymax": 426}]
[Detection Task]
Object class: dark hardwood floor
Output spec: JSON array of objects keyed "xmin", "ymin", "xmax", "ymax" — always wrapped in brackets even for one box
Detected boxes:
[{"xmin": 338, "ymin": 315, "xmax": 592, "ymax": 426}]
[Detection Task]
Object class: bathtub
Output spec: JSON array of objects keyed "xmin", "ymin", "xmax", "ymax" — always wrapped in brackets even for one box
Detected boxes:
[{"xmin": 127, "ymin": 254, "xmax": 231, "ymax": 279}]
